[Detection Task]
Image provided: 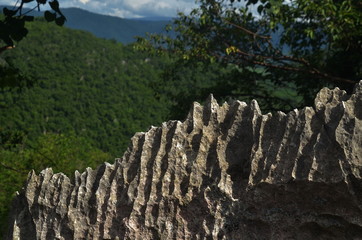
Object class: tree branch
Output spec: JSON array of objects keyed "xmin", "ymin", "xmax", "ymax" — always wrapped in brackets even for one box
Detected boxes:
[
  {"xmin": 222, "ymin": 20, "xmax": 356, "ymax": 85},
  {"xmin": 0, "ymin": 45, "xmax": 15, "ymax": 54},
  {"xmin": 230, "ymin": 50, "xmax": 355, "ymax": 84},
  {"xmin": 224, "ymin": 20, "xmax": 271, "ymax": 40},
  {"xmin": 0, "ymin": 160, "xmax": 27, "ymax": 173}
]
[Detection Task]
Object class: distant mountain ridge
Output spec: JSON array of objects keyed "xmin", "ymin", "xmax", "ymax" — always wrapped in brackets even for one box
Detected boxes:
[
  {"xmin": 1, "ymin": 6, "xmax": 171, "ymax": 44},
  {"xmin": 61, "ymin": 8, "xmax": 171, "ymax": 44}
]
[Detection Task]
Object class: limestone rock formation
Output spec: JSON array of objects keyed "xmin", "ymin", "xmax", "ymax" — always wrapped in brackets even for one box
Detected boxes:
[{"xmin": 7, "ymin": 81, "xmax": 362, "ymax": 239}]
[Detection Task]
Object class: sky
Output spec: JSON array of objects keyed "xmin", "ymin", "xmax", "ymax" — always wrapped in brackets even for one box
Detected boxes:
[{"xmin": 1, "ymin": 0, "xmax": 199, "ymax": 18}]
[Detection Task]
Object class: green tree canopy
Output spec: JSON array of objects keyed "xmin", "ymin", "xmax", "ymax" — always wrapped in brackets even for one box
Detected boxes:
[{"xmin": 138, "ymin": 0, "xmax": 361, "ymax": 112}]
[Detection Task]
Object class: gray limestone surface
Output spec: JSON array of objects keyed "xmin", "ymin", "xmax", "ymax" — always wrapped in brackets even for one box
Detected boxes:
[{"xmin": 7, "ymin": 81, "xmax": 362, "ymax": 239}]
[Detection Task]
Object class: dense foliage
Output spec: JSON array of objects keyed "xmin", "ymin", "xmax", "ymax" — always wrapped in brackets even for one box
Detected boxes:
[
  {"xmin": 0, "ymin": 18, "xmax": 173, "ymax": 235},
  {"xmin": 1, "ymin": 18, "xmax": 170, "ymax": 155},
  {"xmin": 138, "ymin": 0, "xmax": 361, "ymax": 111}
]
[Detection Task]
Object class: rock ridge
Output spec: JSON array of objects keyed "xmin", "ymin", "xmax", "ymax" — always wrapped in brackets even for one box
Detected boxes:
[{"xmin": 7, "ymin": 81, "xmax": 362, "ymax": 239}]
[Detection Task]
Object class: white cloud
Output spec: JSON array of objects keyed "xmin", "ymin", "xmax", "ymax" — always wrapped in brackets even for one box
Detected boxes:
[
  {"xmin": 1, "ymin": 0, "xmax": 16, "ymax": 6},
  {"xmin": 103, "ymin": 0, "xmax": 197, "ymax": 18},
  {"xmin": 79, "ymin": 0, "xmax": 90, "ymax": 4},
  {"xmin": 110, "ymin": 7, "xmax": 143, "ymax": 18},
  {"xmin": 123, "ymin": 0, "xmax": 153, "ymax": 10}
]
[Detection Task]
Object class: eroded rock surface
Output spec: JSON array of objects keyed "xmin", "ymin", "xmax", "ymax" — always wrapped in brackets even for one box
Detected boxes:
[{"xmin": 7, "ymin": 81, "xmax": 362, "ymax": 239}]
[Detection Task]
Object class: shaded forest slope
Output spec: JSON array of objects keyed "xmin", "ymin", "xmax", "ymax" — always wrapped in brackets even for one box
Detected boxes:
[{"xmin": 0, "ymin": 19, "xmax": 170, "ymax": 156}]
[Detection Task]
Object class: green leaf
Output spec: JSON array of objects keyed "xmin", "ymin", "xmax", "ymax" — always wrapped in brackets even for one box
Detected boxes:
[
  {"xmin": 306, "ymin": 29, "xmax": 315, "ymax": 39},
  {"xmin": 10, "ymin": 27, "xmax": 28, "ymax": 42},
  {"xmin": 55, "ymin": 16, "xmax": 66, "ymax": 26},
  {"xmin": 49, "ymin": 0, "xmax": 60, "ymax": 12},
  {"xmin": 226, "ymin": 46, "xmax": 238, "ymax": 55},
  {"xmin": 200, "ymin": 15, "xmax": 206, "ymax": 25},
  {"xmin": 37, "ymin": 0, "xmax": 47, "ymax": 4},
  {"xmin": 257, "ymin": 5, "xmax": 264, "ymax": 15},
  {"xmin": 44, "ymin": 10, "xmax": 56, "ymax": 22},
  {"xmin": 22, "ymin": 0, "xmax": 35, "ymax": 3},
  {"xmin": 3, "ymin": 8, "xmax": 17, "ymax": 17},
  {"xmin": 270, "ymin": 20, "xmax": 276, "ymax": 29},
  {"xmin": 2, "ymin": 36, "xmax": 14, "ymax": 46}
]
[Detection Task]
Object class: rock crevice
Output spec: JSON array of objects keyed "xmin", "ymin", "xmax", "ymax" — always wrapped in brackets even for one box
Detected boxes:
[{"xmin": 7, "ymin": 81, "xmax": 362, "ymax": 239}]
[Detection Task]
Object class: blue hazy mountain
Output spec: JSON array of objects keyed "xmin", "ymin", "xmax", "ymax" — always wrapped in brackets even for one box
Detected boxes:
[{"xmin": 61, "ymin": 8, "xmax": 171, "ymax": 44}]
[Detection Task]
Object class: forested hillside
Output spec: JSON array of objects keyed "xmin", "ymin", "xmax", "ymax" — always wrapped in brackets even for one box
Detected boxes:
[
  {"xmin": 0, "ymin": 18, "xmax": 174, "ymax": 234},
  {"xmin": 1, "ymin": 18, "xmax": 171, "ymax": 155}
]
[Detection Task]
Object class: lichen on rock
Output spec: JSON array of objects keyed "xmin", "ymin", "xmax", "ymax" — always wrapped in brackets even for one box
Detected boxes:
[{"xmin": 6, "ymin": 81, "xmax": 362, "ymax": 239}]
